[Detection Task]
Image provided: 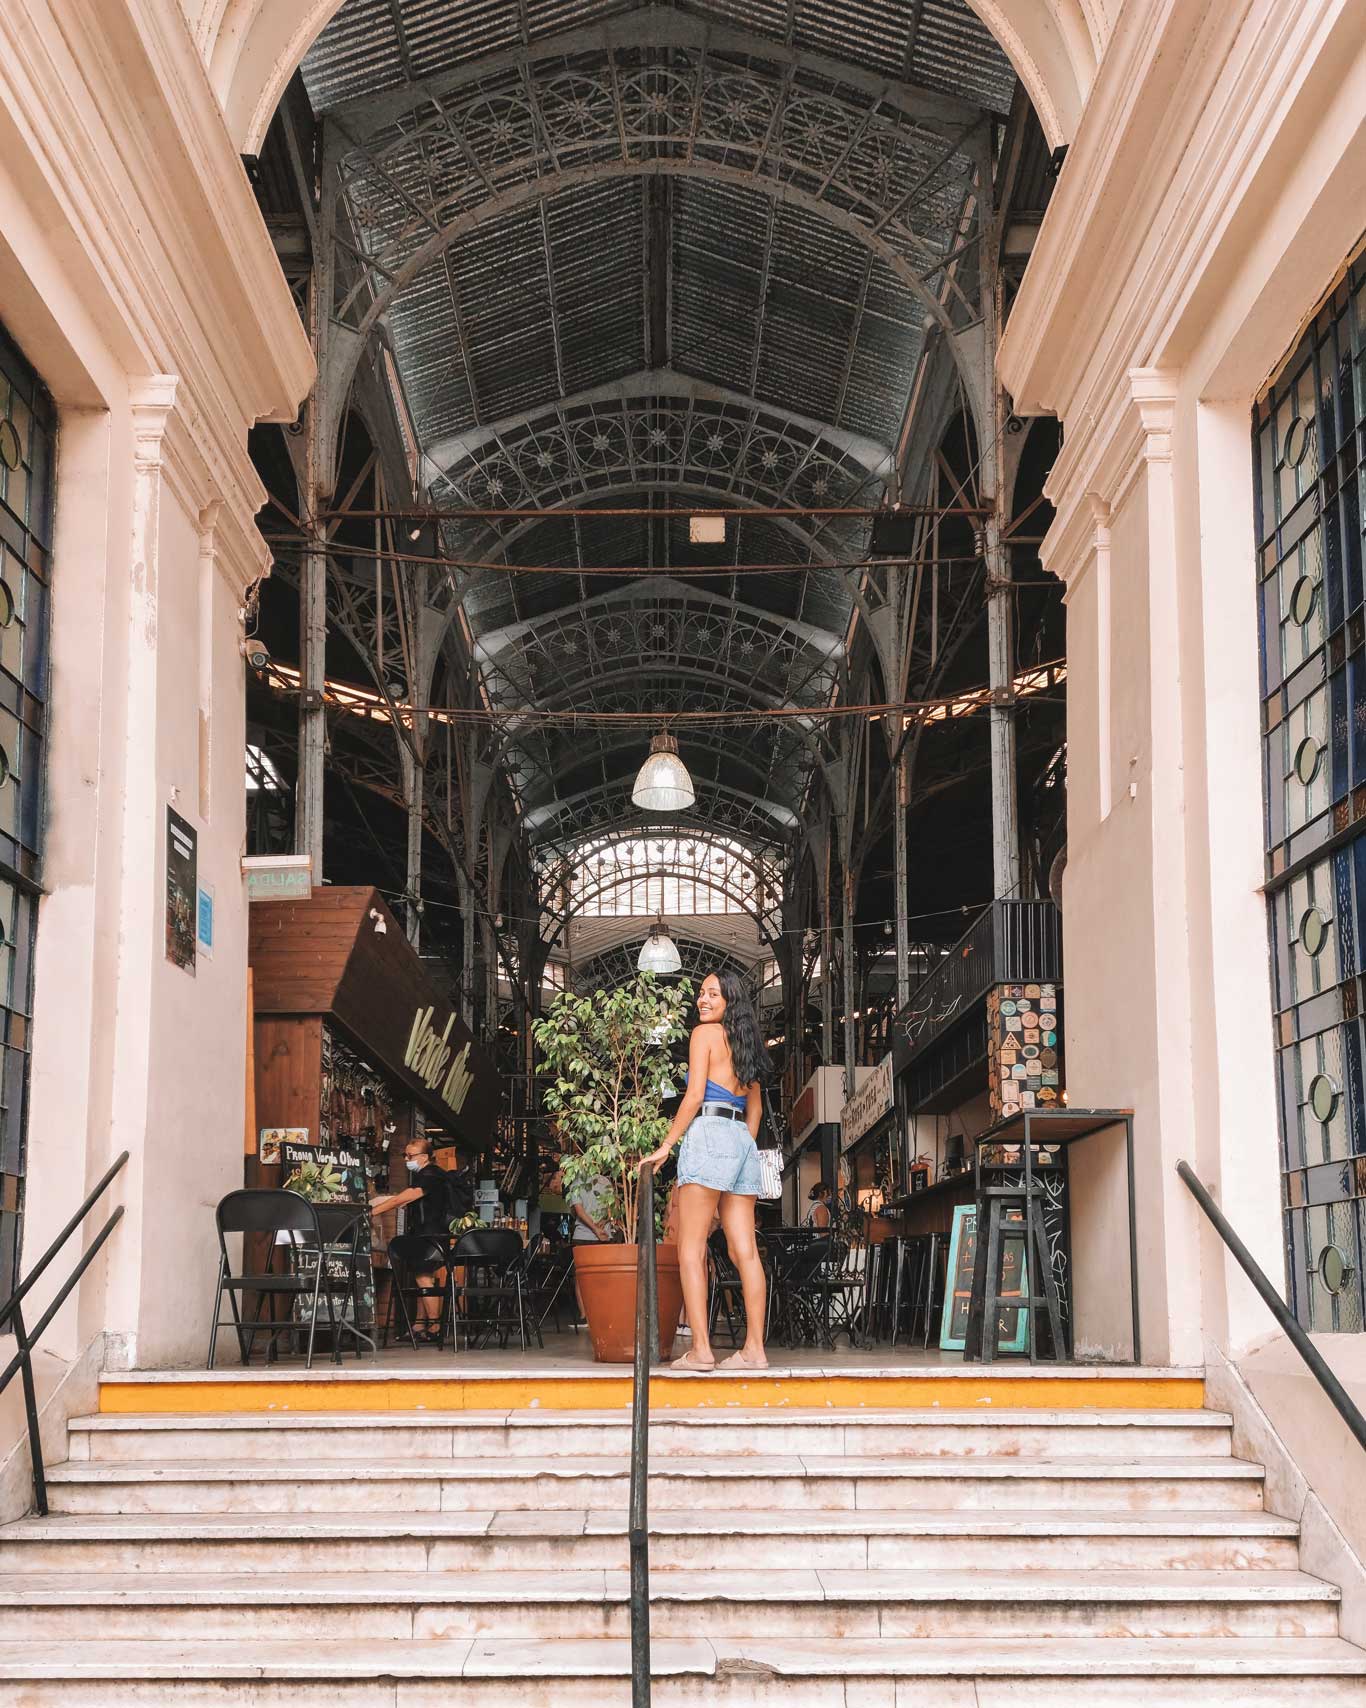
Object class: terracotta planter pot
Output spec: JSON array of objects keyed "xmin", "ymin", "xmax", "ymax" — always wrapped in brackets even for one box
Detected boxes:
[{"xmin": 572, "ymin": 1241, "xmax": 683, "ymax": 1364}]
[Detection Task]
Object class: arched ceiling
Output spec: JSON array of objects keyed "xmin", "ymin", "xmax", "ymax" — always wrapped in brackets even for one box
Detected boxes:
[
  {"xmin": 243, "ymin": 0, "xmax": 1069, "ymax": 891},
  {"xmin": 201, "ymin": 0, "xmax": 1104, "ymax": 156}
]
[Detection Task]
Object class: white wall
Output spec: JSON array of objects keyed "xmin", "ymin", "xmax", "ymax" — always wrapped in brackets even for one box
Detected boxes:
[
  {"xmin": 1000, "ymin": 0, "xmax": 1366, "ymax": 1367},
  {"xmin": 0, "ymin": 0, "xmax": 311, "ymax": 1410}
]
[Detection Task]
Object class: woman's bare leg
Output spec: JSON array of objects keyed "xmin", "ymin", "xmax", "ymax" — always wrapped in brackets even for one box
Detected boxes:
[
  {"xmin": 675, "ymin": 1184, "xmax": 722, "ymax": 1364},
  {"xmin": 718, "ymin": 1193, "xmax": 768, "ymax": 1366}
]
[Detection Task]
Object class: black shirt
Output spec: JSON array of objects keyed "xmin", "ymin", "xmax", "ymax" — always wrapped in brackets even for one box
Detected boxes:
[{"xmin": 407, "ymin": 1163, "xmax": 455, "ymax": 1237}]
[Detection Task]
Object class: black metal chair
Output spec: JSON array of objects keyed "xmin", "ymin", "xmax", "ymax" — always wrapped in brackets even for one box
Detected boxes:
[
  {"xmin": 385, "ymin": 1232, "xmax": 458, "ymax": 1351},
  {"xmin": 706, "ymin": 1227, "xmax": 748, "ymax": 1348},
  {"xmin": 208, "ymin": 1189, "xmax": 342, "ymax": 1370},
  {"xmin": 768, "ymin": 1233, "xmax": 833, "ymax": 1347},
  {"xmin": 803, "ymin": 1231, "xmax": 868, "ymax": 1347},
  {"xmin": 452, "ymin": 1227, "xmax": 542, "ymax": 1351}
]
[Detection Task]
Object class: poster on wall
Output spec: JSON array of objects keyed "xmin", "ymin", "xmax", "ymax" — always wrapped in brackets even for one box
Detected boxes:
[{"xmin": 165, "ymin": 808, "xmax": 198, "ymax": 974}]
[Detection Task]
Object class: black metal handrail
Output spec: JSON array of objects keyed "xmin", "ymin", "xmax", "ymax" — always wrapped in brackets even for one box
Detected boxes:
[
  {"xmin": 630, "ymin": 1161, "xmax": 659, "ymax": 1707},
  {"xmin": 1177, "ymin": 1159, "xmax": 1366, "ymax": 1455},
  {"xmin": 0, "ymin": 1150, "xmax": 129, "ymax": 1515}
]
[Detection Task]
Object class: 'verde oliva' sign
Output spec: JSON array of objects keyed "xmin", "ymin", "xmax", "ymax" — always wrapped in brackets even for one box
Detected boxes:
[{"xmin": 404, "ymin": 1005, "xmax": 476, "ymax": 1118}]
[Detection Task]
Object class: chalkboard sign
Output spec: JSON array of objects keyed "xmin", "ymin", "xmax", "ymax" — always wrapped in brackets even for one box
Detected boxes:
[
  {"xmin": 280, "ymin": 1140, "xmax": 365, "ymax": 1203},
  {"xmin": 939, "ymin": 1202, "xmax": 1029, "ymax": 1353}
]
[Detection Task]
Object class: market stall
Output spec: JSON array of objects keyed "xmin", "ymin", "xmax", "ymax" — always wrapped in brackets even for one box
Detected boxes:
[{"xmin": 246, "ymin": 887, "xmax": 501, "ymax": 1339}]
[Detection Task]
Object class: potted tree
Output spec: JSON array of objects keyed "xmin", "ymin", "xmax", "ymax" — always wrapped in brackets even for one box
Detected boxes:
[{"xmin": 532, "ymin": 973, "xmax": 691, "ymax": 1362}]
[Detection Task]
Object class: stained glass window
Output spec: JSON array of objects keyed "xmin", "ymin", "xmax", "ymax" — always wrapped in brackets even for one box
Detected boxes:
[{"xmin": 1255, "ymin": 245, "xmax": 1366, "ymax": 1332}]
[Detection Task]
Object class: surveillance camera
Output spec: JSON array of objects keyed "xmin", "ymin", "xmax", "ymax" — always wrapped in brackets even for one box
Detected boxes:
[{"xmin": 239, "ymin": 637, "xmax": 271, "ymax": 673}]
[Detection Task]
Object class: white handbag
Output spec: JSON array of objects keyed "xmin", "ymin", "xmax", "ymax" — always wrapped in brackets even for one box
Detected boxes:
[{"xmin": 756, "ymin": 1145, "xmax": 784, "ymax": 1200}]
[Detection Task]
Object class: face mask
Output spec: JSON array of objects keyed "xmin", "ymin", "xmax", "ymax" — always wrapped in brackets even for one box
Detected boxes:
[{"xmin": 405, "ymin": 1159, "xmax": 422, "ymax": 1173}]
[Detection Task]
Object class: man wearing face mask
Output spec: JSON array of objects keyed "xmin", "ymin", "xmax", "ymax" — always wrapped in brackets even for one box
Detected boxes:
[{"xmin": 370, "ymin": 1135, "xmax": 457, "ymax": 1342}]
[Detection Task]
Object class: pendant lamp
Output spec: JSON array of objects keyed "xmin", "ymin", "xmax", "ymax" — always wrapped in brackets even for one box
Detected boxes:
[
  {"xmin": 637, "ymin": 919, "xmax": 683, "ymax": 975},
  {"xmin": 631, "ymin": 729, "xmax": 695, "ymax": 813}
]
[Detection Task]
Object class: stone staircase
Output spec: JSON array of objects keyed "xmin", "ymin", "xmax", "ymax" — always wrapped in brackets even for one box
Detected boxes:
[{"xmin": 0, "ymin": 1392, "xmax": 1362, "ymax": 1704}]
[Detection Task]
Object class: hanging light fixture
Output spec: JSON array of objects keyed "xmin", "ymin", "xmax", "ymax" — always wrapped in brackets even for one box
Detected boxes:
[
  {"xmin": 632, "ymin": 729, "xmax": 694, "ymax": 813},
  {"xmin": 637, "ymin": 918, "xmax": 683, "ymax": 975}
]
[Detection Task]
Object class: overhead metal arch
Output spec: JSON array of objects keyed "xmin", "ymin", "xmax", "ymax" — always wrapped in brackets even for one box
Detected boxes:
[
  {"xmin": 318, "ymin": 20, "xmax": 994, "ymax": 437},
  {"xmin": 434, "ymin": 396, "xmax": 885, "ymax": 563},
  {"xmin": 331, "ymin": 161, "xmax": 982, "ymax": 427},
  {"xmin": 474, "ymin": 576, "xmax": 845, "ymax": 667},
  {"xmin": 424, "ymin": 369, "xmax": 895, "ymax": 484},
  {"xmin": 567, "ymin": 930, "xmax": 759, "ymax": 998},
  {"xmin": 322, "ymin": 11, "xmax": 987, "ymax": 139},
  {"xmin": 225, "ymin": 0, "xmax": 1088, "ymax": 160}
]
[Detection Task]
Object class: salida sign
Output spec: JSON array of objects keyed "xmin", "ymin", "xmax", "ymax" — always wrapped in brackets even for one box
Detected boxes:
[{"xmin": 404, "ymin": 1006, "xmax": 476, "ymax": 1120}]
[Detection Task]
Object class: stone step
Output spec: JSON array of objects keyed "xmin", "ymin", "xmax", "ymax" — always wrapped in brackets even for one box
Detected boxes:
[
  {"xmin": 66, "ymin": 1408, "xmax": 1235, "ymax": 1463},
  {"xmin": 42, "ymin": 1455, "xmax": 1267, "ymax": 1514},
  {"xmin": 0, "ymin": 1507, "xmax": 1302, "ymax": 1574},
  {"xmin": 0, "ymin": 1568, "xmax": 1338, "ymax": 1643},
  {"xmin": 1, "ymin": 1635, "xmax": 1363, "ymax": 1706}
]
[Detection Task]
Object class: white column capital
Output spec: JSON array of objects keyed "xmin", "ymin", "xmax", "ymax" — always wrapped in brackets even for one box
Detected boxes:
[
  {"xmin": 1128, "ymin": 368, "xmax": 1179, "ymax": 462},
  {"xmin": 128, "ymin": 375, "xmax": 180, "ymax": 476}
]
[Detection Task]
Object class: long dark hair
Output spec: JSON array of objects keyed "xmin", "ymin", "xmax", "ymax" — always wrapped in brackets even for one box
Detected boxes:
[{"xmin": 712, "ymin": 968, "xmax": 771, "ymax": 1087}]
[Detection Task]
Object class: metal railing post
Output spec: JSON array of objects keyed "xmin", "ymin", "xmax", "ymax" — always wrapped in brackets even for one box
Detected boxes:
[
  {"xmin": 0, "ymin": 1151, "xmax": 129, "ymax": 1514},
  {"xmin": 629, "ymin": 1161, "xmax": 658, "ymax": 1706},
  {"xmin": 1177, "ymin": 1160, "xmax": 1366, "ymax": 1456}
]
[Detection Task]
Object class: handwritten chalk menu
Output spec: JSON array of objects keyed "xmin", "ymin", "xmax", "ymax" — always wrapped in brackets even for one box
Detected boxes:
[
  {"xmin": 939, "ymin": 1201, "xmax": 1029, "ymax": 1353},
  {"xmin": 279, "ymin": 1141, "xmax": 365, "ymax": 1202},
  {"xmin": 278, "ymin": 1141, "xmax": 373, "ymax": 1333},
  {"xmin": 987, "ymin": 983, "xmax": 1063, "ymax": 1120}
]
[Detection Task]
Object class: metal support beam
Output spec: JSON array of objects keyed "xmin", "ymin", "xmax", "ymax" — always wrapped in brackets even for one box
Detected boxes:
[
  {"xmin": 841, "ymin": 847, "xmax": 857, "ymax": 1098},
  {"xmin": 974, "ymin": 130, "xmax": 1021, "ymax": 901},
  {"xmin": 295, "ymin": 125, "xmax": 338, "ymax": 878},
  {"xmin": 405, "ymin": 758, "xmax": 424, "ymax": 948},
  {"xmin": 893, "ymin": 744, "xmax": 911, "ymax": 1006}
]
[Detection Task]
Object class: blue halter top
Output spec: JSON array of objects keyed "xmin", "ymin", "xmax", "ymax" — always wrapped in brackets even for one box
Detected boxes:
[{"xmin": 703, "ymin": 1078, "xmax": 747, "ymax": 1109}]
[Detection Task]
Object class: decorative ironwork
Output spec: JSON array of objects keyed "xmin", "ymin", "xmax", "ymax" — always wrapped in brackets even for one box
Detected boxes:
[{"xmin": 327, "ymin": 26, "xmax": 987, "ymax": 351}]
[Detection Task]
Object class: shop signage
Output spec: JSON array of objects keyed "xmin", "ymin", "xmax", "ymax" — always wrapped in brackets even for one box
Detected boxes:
[
  {"xmin": 250, "ymin": 888, "xmax": 500, "ymax": 1142},
  {"xmin": 840, "ymin": 1053, "xmax": 894, "ymax": 1152},
  {"xmin": 242, "ymin": 854, "xmax": 313, "ymax": 900},
  {"xmin": 404, "ymin": 1007, "xmax": 476, "ymax": 1118},
  {"xmin": 279, "ymin": 1139, "xmax": 366, "ymax": 1202}
]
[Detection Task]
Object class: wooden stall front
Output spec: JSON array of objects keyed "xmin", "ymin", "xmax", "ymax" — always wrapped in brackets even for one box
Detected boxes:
[{"xmin": 246, "ymin": 887, "xmax": 501, "ymax": 1325}]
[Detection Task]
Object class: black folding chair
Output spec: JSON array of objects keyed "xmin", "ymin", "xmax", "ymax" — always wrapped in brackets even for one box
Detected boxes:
[
  {"xmin": 453, "ymin": 1228, "xmax": 542, "ymax": 1351},
  {"xmin": 385, "ymin": 1233, "xmax": 458, "ymax": 1351},
  {"xmin": 769, "ymin": 1233, "xmax": 834, "ymax": 1347},
  {"xmin": 707, "ymin": 1227, "xmax": 748, "ymax": 1348},
  {"xmin": 525, "ymin": 1236, "xmax": 577, "ymax": 1333},
  {"xmin": 208, "ymin": 1189, "xmax": 339, "ymax": 1369},
  {"xmin": 804, "ymin": 1231, "xmax": 869, "ymax": 1347}
]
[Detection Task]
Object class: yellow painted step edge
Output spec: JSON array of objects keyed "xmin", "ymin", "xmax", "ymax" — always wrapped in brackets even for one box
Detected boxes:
[{"xmin": 99, "ymin": 1375, "xmax": 1205, "ymax": 1414}]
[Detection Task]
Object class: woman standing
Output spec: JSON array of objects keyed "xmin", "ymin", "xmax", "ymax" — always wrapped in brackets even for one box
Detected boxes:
[{"xmin": 641, "ymin": 970, "xmax": 771, "ymax": 1371}]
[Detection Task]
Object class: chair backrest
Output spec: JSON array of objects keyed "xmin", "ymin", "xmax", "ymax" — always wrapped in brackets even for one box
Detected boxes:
[
  {"xmin": 388, "ymin": 1232, "xmax": 450, "ymax": 1272},
  {"xmin": 216, "ymin": 1188, "xmax": 321, "ymax": 1240},
  {"xmin": 785, "ymin": 1235, "xmax": 833, "ymax": 1283},
  {"xmin": 314, "ymin": 1202, "xmax": 367, "ymax": 1244},
  {"xmin": 453, "ymin": 1227, "xmax": 523, "ymax": 1270},
  {"xmin": 707, "ymin": 1227, "xmax": 740, "ymax": 1281}
]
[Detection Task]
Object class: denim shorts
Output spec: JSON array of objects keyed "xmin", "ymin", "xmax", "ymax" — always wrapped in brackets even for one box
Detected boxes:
[{"xmin": 676, "ymin": 1114, "xmax": 762, "ymax": 1196}]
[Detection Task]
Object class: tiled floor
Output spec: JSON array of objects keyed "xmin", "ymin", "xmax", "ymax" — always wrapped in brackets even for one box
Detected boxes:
[{"xmin": 164, "ymin": 1329, "xmax": 1169, "ymax": 1381}]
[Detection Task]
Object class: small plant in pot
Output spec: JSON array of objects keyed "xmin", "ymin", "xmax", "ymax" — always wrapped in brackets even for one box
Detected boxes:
[{"xmin": 532, "ymin": 973, "xmax": 692, "ymax": 1362}]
